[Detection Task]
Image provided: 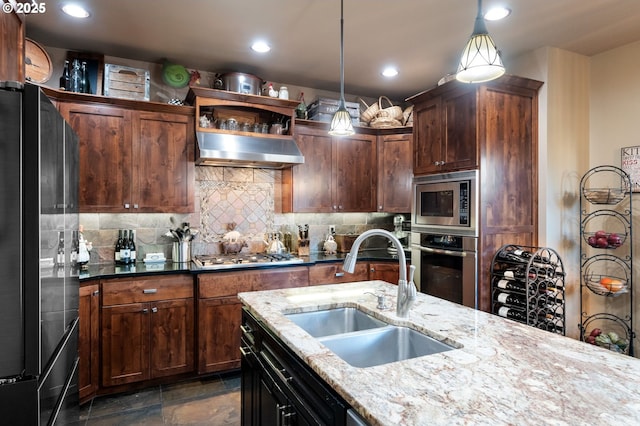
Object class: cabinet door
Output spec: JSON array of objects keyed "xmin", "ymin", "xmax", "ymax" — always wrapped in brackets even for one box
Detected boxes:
[
  {"xmin": 441, "ymin": 90, "xmax": 477, "ymax": 172},
  {"xmin": 413, "ymin": 98, "xmax": 442, "ymax": 175},
  {"xmin": 309, "ymin": 263, "xmax": 369, "ymax": 285},
  {"xmin": 0, "ymin": 11, "xmax": 24, "ymax": 82},
  {"xmin": 369, "ymin": 262, "xmax": 411, "ymax": 284},
  {"xmin": 134, "ymin": 111, "xmax": 194, "ymax": 213},
  {"xmin": 288, "ymin": 126, "xmax": 334, "ymax": 212},
  {"xmin": 101, "ymin": 303, "xmax": 150, "ymax": 386},
  {"xmin": 198, "ymin": 296, "xmax": 243, "ymax": 374},
  {"xmin": 78, "ymin": 284, "xmax": 99, "ymax": 403},
  {"xmin": 377, "ymin": 133, "xmax": 412, "ymax": 212},
  {"xmin": 334, "ymin": 133, "xmax": 377, "ymax": 212},
  {"xmin": 150, "ymin": 298, "xmax": 195, "ymax": 378},
  {"xmin": 59, "ymin": 103, "xmax": 133, "ymax": 212}
]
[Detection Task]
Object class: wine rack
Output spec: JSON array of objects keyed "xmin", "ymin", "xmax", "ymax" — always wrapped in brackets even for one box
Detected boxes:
[
  {"xmin": 579, "ymin": 165, "xmax": 634, "ymax": 356},
  {"xmin": 490, "ymin": 245, "xmax": 566, "ymax": 335}
]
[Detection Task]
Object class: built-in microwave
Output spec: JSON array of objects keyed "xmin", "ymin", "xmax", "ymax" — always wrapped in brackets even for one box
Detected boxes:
[{"xmin": 412, "ymin": 170, "xmax": 478, "ymax": 236}]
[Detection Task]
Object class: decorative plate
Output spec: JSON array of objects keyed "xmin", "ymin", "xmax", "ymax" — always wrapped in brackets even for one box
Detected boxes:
[{"xmin": 25, "ymin": 38, "xmax": 53, "ymax": 84}]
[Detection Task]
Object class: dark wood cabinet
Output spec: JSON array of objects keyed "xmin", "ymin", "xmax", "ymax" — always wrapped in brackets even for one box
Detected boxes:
[
  {"xmin": 309, "ymin": 262, "xmax": 369, "ymax": 285},
  {"xmin": 411, "ymin": 89, "xmax": 478, "ymax": 175},
  {"xmin": 0, "ymin": 10, "xmax": 24, "ymax": 83},
  {"xmin": 55, "ymin": 92, "xmax": 194, "ymax": 213},
  {"xmin": 283, "ymin": 124, "xmax": 377, "ymax": 212},
  {"xmin": 369, "ymin": 261, "xmax": 410, "ymax": 284},
  {"xmin": 79, "ymin": 282, "xmax": 99, "ymax": 403},
  {"xmin": 376, "ymin": 132, "xmax": 413, "ymax": 212},
  {"xmin": 198, "ymin": 267, "xmax": 309, "ymax": 374},
  {"xmin": 409, "ymin": 75, "xmax": 543, "ymax": 311},
  {"xmin": 100, "ymin": 274, "xmax": 194, "ymax": 387}
]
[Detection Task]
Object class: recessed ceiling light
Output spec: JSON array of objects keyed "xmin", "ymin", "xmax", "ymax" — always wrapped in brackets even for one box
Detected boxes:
[
  {"xmin": 61, "ymin": 4, "xmax": 90, "ymax": 18},
  {"xmin": 251, "ymin": 41, "xmax": 271, "ymax": 53},
  {"xmin": 484, "ymin": 6, "xmax": 511, "ymax": 21},
  {"xmin": 382, "ymin": 67, "xmax": 398, "ymax": 78}
]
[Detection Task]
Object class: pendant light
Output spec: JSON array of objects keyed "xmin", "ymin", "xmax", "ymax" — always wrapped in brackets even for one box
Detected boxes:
[
  {"xmin": 456, "ymin": 0, "xmax": 505, "ymax": 83},
  {"xmin": 329, "ymin": 0, "xmax": 355, "ymax": 136}
]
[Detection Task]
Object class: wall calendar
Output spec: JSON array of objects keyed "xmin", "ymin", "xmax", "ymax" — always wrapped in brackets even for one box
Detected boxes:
[{"xmin": 621, "ymin": 145, "xmax": 640, "ymax": 192}]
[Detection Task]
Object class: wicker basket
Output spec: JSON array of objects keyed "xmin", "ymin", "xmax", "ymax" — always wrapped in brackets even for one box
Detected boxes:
[
  {"xmin": 375, "ymin": 96, "xmax": 404, "ymax": 122},
  {"xmin": 359, "ymin": 98, "xmax": 379, "ymax": 124},
  {"xmin": 369, "ymin": 116, "xmax": 403, "ymax": 129}
]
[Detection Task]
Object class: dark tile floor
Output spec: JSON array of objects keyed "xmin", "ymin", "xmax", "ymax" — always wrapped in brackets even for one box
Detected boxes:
[{"xmin": 78, "ymin": 372, "xmax": 241, "ymax": 425}]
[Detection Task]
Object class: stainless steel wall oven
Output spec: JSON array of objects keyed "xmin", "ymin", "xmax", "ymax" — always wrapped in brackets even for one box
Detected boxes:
[{"xmin": 411, "ymin": 170, "xmax": 478, "ymax": 309}]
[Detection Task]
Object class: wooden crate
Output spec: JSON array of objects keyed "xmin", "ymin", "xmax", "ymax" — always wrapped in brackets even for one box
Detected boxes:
[{"xmin": 103, "ymin": 64, "xmax": 150, "ymax": 101}]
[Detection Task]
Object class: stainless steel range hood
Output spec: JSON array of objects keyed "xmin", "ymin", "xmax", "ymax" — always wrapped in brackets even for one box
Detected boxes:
[{"xmin": 195, "ymin": 131, "xmax": 304, "ymax": 169}]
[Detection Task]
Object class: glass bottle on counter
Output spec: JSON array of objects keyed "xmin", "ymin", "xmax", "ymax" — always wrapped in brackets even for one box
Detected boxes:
[
  {"xmin": 128, "ymin": 229, "xmax": 136, "ymax": 263},
  {"xmin": 114, "ymin": 230, "xmax": 123, "ymax": 264},
  {"xmin": 56, "ymin": 231, "xmax": 65, "ymax": 267},
  {"xmin": 119, "ymin": 230, "xmax": 131, "ymax": 264}
]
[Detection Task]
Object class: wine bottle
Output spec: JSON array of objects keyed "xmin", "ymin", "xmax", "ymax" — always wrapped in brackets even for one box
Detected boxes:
[
  {"xmin": 128, "ymin": 229, "xmax": 136, "ymax": 263},
  {"xmin": 56, "ymin": 231, "xmax": 65, "ymax": 267},
  {"xmin": 70, "ymin": 59, "xmax": 81, "ymax": 93},
  {"xmin": 502, "ymin": 267, "xmax": 537, "ymax": 282},
  {"xmin": 495, "ymin": 305, "xmax": 527, "ymax": 322},
  {"xmin": 59, "ymin": 60, "xmax": 70, "ymax": 91},
  {"xmin": 494, "ymin": 278, "xmax": 528, "ymax": 293},
  {"xmin": 81, "ymin": 61, "xmax": 91, "ymax": 94},
  {"xmin": 495, "ymin": 292, "xmax": 527, "ymax": 308},
  {"xmin": 120, "ymin": 230, "xmax": 131, "ymax": 264},
  {"xmin": 70, "ymin": 230, "xmax": 79, "ymax": 265},
  {"xmin": 497, "ymin": 247, "xmax": 550, "ymax": 265},
  {"xmin": 114, "ymin": 230, "xmax": 123, "ymax": 264}
]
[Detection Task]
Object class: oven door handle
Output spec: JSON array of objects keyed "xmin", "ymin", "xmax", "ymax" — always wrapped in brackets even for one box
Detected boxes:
[{"xmin": 412, "ymin": 244, "xmax": 471, "ymax": 258}]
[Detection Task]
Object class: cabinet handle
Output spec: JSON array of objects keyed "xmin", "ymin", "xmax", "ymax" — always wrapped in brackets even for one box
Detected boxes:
[
  {"xmin": 151, "ymin": 307, "xmax": 158, "ymax": 313},
  {"xmin": 124, "ymin": 203, "xmax": 130, "ymax": 209},
  {"xmin": 143, "ymin": 288, "xmax": 157, "ymax": 294},
  {"xmin": 338, "ymin": 205, "xmax": 343, "ymax": 210},
  {"xmin": 142, "ymin": 308, "xmax": 149, "ymax": 314},
  {"xmin": 92, "ymin": 290, "xmax": 100, "ymax": 296},
  {"xmin": 239, "ymin": 346, "xmax": 251, "ymax": 357},
  {"xmin": 370, "ymin": 267, "xmax": 375, "ymax": 272},
  {"xmin": 378, "ymin": 205, "xmax": 383, "ymax": 210},
  {"xmin": 333, "ymin": 205, "xmax": 338, "ymax": 210},
  {"xmin": 133, "ymin": 204, "xmax": 139, "ymax": 209},
  {"xmin": 277, "ymin": 404, "xmax": 293, "ymax": 426},
  {"xmin": 335, "ymin": 272, "xmax": 345, "ymax": 277},
  {"xmin": 240, "ymin": 324, "xmax": 253, "ymax": 335}
]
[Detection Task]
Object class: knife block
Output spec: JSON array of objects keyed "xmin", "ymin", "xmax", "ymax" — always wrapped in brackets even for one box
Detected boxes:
[{"xmin": 297, "ymin": 239, "xmax": 310, "ymax": 256}]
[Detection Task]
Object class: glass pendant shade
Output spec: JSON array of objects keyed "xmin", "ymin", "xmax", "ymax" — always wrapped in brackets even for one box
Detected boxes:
[
  {"xmin": 329, "ymin": 104, "xmax": 354, "ymax": 136},
  {"xmin": 329, "ymin": 0, "xmax": 355, "ymax": 136},
  {"xmin": 456, "ymin": 0, "xmax": 505, "ymax": 83}
]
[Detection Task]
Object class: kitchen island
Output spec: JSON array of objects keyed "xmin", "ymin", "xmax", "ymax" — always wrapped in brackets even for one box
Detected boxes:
[{"xmin": 238, "ymin": 280, "xmax": 640, "ymax": 426}]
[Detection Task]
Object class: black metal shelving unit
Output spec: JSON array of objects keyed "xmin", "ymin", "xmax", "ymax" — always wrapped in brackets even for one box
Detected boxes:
[
  {"xmin": 579, "ymin": 165, "xmax": 635, "ymax": 356},
  {"xmin": 490, "ymin": 245, "xmax": 566, "ymax": 335}
]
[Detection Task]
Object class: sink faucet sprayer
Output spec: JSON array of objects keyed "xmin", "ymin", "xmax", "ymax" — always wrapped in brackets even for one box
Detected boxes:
[{"xmin": 342, "ymin": 229, "xmax": 417, "ymax": 317}]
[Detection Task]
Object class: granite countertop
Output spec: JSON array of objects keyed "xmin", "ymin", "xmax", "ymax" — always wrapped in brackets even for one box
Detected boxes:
[
  {"xmin": 238, "ymin": 281, "xmax": 640, "ymax": 426},
  {"xmin": 78, "ymin": 248, "xmax": 408, "ymax": 281}
]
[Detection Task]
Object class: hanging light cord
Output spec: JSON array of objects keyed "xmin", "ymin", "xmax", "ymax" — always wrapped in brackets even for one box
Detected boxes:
[{"xmin": 339, "ymin": 0, "xmax": 345, "ymax": 106}]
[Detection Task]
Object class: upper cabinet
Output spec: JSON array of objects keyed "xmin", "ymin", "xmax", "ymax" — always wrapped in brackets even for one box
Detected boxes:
[
  {"xmin": 51, "ymin": 90, "xmax": 195, "ymax": 213},
  {"xmin": 0, "ymin": 10, "xmax": 25, "ymax": 82},
  {"xmin": 409, "ymin": 87, "xmax": 478, "ymax": 175},
  {"xmin": 282, "ymin": 123, "xmax": 378, "ymax": 213},
  {"xmin": 376, "ymin": 132, "xmax": 413, "ymax": 213}
]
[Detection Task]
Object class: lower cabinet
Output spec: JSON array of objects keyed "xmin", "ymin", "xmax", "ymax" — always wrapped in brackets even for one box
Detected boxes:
[
  {"xmin": 309, "ymin": 263, "xmax": 369, "ymax": 285},
  {"xmin": 79, "ymin": 282, "xmax": 100, "ymax": 403},
  {"xmin": 100, "ymin": 274, "xmax": 194, "ymax": 387},
  {"xmin": 198, "ymin": 267, "xmax": 309, "ymax": 375},
  {"xmin": 368, "ymin": 261, "xmax": 410, "ymax": 284},
  {"xmin": 241, "ymin": 308, "xmax": 349, "ymax": 426}
]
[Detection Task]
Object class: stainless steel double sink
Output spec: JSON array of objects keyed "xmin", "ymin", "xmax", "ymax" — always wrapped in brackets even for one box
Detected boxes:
[{"xmin": 285, "ymin": 307, "xmax": 457, "ymax": 368}]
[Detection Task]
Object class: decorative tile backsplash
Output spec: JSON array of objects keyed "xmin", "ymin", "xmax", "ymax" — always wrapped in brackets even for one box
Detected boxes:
[{"xmin": 80, "ymin": 166, "xmax": 404, "ymax": 263}]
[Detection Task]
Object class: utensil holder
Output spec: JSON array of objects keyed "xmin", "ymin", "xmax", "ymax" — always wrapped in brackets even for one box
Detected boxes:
[{"xmin": 172, "ymin": 241, "xmax": 191, "ymax": 263}]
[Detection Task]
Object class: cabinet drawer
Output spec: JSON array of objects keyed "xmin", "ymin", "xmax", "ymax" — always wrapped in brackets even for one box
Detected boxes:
[
  {"xmin": 309, "ymin": 263, "xmax": 369, "ymax": 285},
  {"xmin": 198, "ymin": 267, "xmax": 309, "ymax": 298},
  {"xmin": 102, "ymin": 274, "xmax": 193, "ymax": 306}
]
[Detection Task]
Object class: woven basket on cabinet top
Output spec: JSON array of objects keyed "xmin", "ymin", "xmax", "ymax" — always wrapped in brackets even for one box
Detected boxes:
[
  {"xmin": 375, "ymin": 96, "xmax": 404, "ymax": 122},
  {"xmin": 359, "ymin": 98, "xmax": 380, "ymax": 124}
]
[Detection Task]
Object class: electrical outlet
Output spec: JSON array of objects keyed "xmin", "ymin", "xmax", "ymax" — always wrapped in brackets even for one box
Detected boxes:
[{"xmin": 329, "ymin": 225, "xmax": 336, "ymax": 235}]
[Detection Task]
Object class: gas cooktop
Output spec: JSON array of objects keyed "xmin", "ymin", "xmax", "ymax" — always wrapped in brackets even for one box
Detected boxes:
[{"xmin": 193, "ymin": 253, "xmax": 305, "ymax": 270}]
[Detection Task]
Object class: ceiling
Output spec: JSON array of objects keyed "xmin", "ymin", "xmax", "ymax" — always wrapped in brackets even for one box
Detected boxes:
[{"xmin": 24, "ymin": 0, "xmax": 640, "ymax": 100}]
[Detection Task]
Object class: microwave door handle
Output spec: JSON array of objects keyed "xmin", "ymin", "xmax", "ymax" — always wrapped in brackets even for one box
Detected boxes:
[{"xmin": 414, "ymin": 245, "xmax": 468, "ymax": 258}]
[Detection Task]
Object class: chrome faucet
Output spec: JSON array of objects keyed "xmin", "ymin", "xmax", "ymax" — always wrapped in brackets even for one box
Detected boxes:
[{"xmin": 342, "ymin": 229, "xmax": 417, "ymax": 317}]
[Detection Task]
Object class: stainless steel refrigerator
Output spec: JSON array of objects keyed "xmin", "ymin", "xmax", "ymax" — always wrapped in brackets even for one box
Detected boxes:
[{"xmin": 0, "ymin": 81, "xmax": 79, "ymax": 425}]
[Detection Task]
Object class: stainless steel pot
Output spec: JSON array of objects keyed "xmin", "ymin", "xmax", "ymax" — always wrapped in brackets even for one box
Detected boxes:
[{"xmin": 213, "ymin": 72, "xmax": 264, "ymax": 95}]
